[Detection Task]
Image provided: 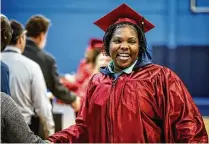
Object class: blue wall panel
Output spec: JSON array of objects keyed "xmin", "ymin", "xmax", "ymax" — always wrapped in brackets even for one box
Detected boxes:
[{"xmin": 2, "ymin": 0, "xmax": 209, "ymax": 74}]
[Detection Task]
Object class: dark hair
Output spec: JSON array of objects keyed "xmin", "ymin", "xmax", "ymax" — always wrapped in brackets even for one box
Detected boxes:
[
  {"xmin": 25, "ymin": 15, "xmax": 50, "ymax": 38},
  {"xmin": 1, "ymin": 14, "xmax": 12, "ymax": 51},
  {"xmin": 103, "ymin": 22, "xmax": 147, "ymax": 56},
  {"xmin": 9, "ymin": 20, "xmax": 24, "ymax": 45}
]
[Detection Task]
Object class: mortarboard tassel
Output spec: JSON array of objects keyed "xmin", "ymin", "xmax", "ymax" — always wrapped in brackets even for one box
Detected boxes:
[{"xmin": 141, "ymin": 17, "xmax": 145, "ymax": 32}]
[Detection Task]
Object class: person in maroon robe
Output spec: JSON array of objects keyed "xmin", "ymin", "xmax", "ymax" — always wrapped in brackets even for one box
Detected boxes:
[
  {"xmin": 48, "ymin": 3, "xmax": 208, "ymax": 143},
  {"xmin": 76, "ymin": 52, "xmax": 111, "ymax": 102},
  {"xmin": 69, "ymin": 39, "xmax": 103, "ymax": 90},
  {"xmin": 60, "ymin": 38, "xmax": 103, "ymax": 97}
]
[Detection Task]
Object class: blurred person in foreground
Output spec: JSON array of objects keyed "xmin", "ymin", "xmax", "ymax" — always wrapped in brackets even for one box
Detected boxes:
[
  {"xmin": 47, "ymin": 4, "xmax": 208, "ymax": 143},
  {"xmin": 1, "ymin": 92, "xmax": 46, "ymax": 143},
  {"xmin": 23, "ymin": 15, "xmax": 80, "ymax": 111},
  {"xmin": 1, "ymin": 20, "xmax": 55, "ymax": 138}
]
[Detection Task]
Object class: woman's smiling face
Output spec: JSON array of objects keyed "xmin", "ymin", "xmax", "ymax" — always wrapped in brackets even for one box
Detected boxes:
[{"xmin": 109, "ymin": 25, "xmax": 139, "ymax": 72}]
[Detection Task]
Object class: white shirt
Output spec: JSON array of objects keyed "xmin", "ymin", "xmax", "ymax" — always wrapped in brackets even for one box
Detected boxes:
[{"xmin": 1, "ymin": 46, "xmax": 55, "ymax": 136}]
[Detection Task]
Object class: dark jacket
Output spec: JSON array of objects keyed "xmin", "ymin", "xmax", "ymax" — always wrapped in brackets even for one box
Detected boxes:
[{"xmin": 23, "ymin": 39, "xmax": 76, "ymax": 104}]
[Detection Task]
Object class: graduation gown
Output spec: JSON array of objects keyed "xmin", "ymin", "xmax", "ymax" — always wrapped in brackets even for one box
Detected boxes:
[
  {"xmin": 58, "ymin": 59, "xmax": 94, "ymax": 105},
  {"xmin": 48, "ymin": 64, "xmax": 208, "ymax": 143},
  {"xmin": 61, "ymin": 59, "xmax": 93, "ymax": 94}
]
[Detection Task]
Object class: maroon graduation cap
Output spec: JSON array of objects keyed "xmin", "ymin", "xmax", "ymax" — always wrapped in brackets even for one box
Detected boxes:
[
  {"xmin": 94, "ymin": 3, "xmax": 155, "ymax": 33},
  {"xmin": 88, "ymin": 38, "xmax": 103, "ymax": 50}
]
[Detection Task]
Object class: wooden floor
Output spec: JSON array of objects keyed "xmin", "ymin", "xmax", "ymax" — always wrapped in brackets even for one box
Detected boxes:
[{"xmin": 203, "ymin": 117, "xmax": 209, "ymax": 135}]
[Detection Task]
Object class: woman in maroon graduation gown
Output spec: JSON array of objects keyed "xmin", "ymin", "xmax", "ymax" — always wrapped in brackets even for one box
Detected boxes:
[
  {"xmin": 60, "ymin": 38, "xmax": 103, "ymax": 95},
  {"xmin": 48, "ymin": 3, "xmax": 208, "ymax": 143}
]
